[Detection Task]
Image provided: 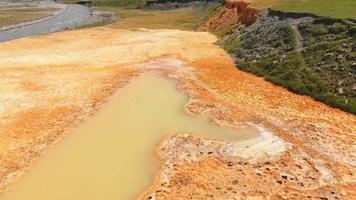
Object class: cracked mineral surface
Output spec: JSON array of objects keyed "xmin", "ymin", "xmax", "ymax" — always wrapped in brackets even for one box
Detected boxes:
[{"xmin": 0, "ymin": 28, "xmax": 355, "ymax": 199}]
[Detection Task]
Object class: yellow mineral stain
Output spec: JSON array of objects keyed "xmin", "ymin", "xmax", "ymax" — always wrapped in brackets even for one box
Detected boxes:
[{"xmin": 0, "ymin": 73, "xmax": 258, "ymax": 200}]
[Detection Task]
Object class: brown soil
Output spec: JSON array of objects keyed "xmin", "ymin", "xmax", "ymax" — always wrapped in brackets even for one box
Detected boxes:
[
  {"xmin": 199, "ymin": 1, "xmax": 257, "ymax": 32},
  {"xmin": 0, "ymin": 27, "xmax": 355, "ymax": 199}
]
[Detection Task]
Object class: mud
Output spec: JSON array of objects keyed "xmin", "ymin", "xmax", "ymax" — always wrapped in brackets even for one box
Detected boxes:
[{"xmin": 0, "ymin": 73, "xmax": 261, "ymax": 200}]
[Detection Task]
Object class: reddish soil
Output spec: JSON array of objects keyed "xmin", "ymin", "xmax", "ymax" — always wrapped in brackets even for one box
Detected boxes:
[
  {"xmin": 0, "ymin": 26, "xmax": 354, "ymax": 199},
  {"xmin": 199, "ymin": 1, "xmax": 257, "ymax": 32}
]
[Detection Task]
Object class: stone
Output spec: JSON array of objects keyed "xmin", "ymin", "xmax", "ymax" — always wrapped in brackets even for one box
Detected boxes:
[
  {"xmin": 323, "ymin": 53, "xmax": 334, "ymax": 59},
  {"xmin": 281, "ymin": 175, "xmax": 288, "ymax": 180},
  {"xmin": 338, "ymin": 88, "xmax": 344, "ymax": 94},
  {"xmin": 232, "ymin": 179, "xmax": 239, "ymax": 185}
]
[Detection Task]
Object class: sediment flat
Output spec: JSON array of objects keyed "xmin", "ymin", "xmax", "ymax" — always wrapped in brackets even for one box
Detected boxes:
[{"xmin": 0, "ymin": 28, "xmax": 355, "ymax": 199}]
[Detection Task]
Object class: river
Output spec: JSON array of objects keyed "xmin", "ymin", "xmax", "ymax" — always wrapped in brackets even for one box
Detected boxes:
[{"xmin": 0, "ymin": 3, "xmax": 90, "ymax": 42}]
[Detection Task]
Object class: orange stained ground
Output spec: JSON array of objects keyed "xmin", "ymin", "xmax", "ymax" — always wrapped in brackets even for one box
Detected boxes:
[{"xmin": 0, "ymin": 27, "xmax": 355, "ymax": 199}]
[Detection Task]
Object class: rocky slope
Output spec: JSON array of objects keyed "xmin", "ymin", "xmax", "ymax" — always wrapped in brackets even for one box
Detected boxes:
[
  {"xmin": 0, "ymin": 27, "xmax": 355, "ymax": 199},
  {"xmin": 201, "ymin": 1, "xmax": 356, "ymax": 113}
]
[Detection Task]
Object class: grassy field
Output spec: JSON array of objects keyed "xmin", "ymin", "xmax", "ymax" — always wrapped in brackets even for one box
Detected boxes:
[
  {"xmin": 109, "ymin": 8, "xmax": 199, "ymax": 30},
  {"xmin": 249, "ymin": 0, "xmax": 356, "ymax": 19},
  {"xmin": 89, "ymin": 2, "xmax": 221, "ymax": 30},
  {"xmin": 273, "ymin": 0, "xmax": 356, "ymax": 19},
  {"xmin": 58, "ymin": 0, "xmax": 146, "ymax": 8},
  {"xmin": 58, "ymin": 0, "xmax": 356, "ymax": 19},
  {"xmin": 248, "ymin": 0, "xmax": 283, "ymax": 9},
  {"xmin": 0, "ymin": 7, "xmax": 58, "ymax": 27}
]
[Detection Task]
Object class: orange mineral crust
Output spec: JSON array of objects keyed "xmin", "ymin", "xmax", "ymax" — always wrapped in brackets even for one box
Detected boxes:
[{"xmin": 0, "ymin": 28, "xmax": 355, "ymax": 199}]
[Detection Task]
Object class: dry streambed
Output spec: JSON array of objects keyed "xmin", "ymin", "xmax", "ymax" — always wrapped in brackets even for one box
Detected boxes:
[{"xmin": 0, "ymin": 28, "xmax": 355, "ymax": 199}]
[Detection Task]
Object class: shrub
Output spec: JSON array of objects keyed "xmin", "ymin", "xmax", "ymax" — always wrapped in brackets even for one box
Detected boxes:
[
  {"xmin": 328, "ymin": 23, "xmax": 347, "ymax": 34},
  {"xmin": 348, "ymin": 26, "xmax": 356, "ymax": 37},
  {"xmin": 282, "ymin": 26, "xmax": 296, "ymax": 50},
  {"xmin": 310, "ymin": 24, "xmax": 329, "ymax": 36},
  {"xmin": 218, "ymin": 14, "xmax": 355, "ymax": 114}
]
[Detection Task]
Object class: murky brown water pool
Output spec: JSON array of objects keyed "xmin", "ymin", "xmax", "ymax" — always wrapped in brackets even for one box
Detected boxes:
[{"xmin": 0, "ymin": 73, "xmax": 258, "ymax": 200}]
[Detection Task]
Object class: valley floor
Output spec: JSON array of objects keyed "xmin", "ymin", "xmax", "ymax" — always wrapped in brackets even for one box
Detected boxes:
[{"xmin": 0, "ymin": 27, "xmax": 355, "ymax": 199}]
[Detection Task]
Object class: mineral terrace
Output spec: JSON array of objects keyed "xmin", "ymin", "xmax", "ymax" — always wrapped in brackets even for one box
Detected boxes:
[{"xmin": 0, "ymin": 28, "xmax": 355, "ymax": 199}]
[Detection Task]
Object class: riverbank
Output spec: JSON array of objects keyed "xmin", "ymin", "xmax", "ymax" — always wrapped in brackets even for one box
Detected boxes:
[
  {"xmin": 0, "ymin": 0, "xmax": 64, "ymax": 29},
  {"xmin": 0, "ymin": 27, "xmax": 355, "ymax": 199},
  {"xmin": 0, "ymin": 2, "xmax": 91, "ymax": 42}
]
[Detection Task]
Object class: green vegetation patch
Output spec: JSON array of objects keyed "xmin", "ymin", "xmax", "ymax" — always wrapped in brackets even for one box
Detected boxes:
[
  {"xmin": 219, "ymin": 16, "xmax": 356, "ymax": 113},
  {"xmin": 272, "ymin": 0, "xmax": 356, "ymax": 19},
  {"xmin": 194, "ymin": 2, "xmax": 224, "ymax": 31},
  {"xmin": 58, "ymin": 0, "xmax": 146, "ymax": 8},
  {"xmin": 92, "ymin": 0, "xmax": 145, "ymax": 9},
  {"xmin": 87, "ymin": 1, "xmax": 222, "ymax": 30}
]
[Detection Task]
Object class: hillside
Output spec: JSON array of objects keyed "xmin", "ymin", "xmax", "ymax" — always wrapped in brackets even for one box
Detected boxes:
[
  {"xmin": 199, "ymin": 1, "xmax": 356, "ymax": 113},
  {"xmin": 0, "ymin": 1, "xmax": 355, "ymax": 200}
]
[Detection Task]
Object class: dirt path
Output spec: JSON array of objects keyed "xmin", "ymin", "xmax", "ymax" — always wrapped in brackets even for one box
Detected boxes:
[
  {"xmin": 0, "ymin": 26, "xmax": 355, "ymax": 199},
  {"xmin": 290, "ymin": 17, "xmax": 313, "ymax": 51}
]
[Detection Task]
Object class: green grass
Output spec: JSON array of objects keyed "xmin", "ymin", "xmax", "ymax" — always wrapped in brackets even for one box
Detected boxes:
[
  {"xmin": 58, "ymin": 0, "xmax": 356, "ymax": 19},
  {"xmin": 0, "ymin": 7, "xmax": 58, "ymax": 27},
  {"xmin": 238, "ymin": 51, "xmax": 356, "ymax": 114},
  {"xmin": 58, "ymin": 0, "xmax": 146, "ymax": 8},
  {"xmin": 194, "ymin": 3, "xmax": 224, "ymax": 31},
  {"xmin": 219, "ymin": 17, "xmax": 356, "ymax": 114},
  {"xmin": 108, "ymin": 8, "xmax": 201, "ymax": 30},
  {"xmin": 85, "ymin": 1, "xmax": 221, "ymax": 30},
  {"xmin": 272, "ymin": 0, "xmax": 356, "ymax": 19}
]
